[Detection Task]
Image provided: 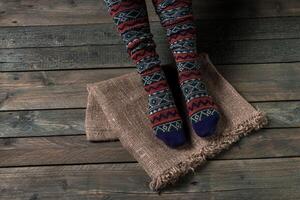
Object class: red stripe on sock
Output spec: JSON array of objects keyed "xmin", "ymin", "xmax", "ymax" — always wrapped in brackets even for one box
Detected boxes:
[
  {"xmin": 132, "ymin": 50, "xmax": 157, "ymax": 64},
  {"xmin": 144, "ymin": 80, "xmax": 169, "ymax": 93},
  {"xmin": 178, "ymin": 70, "xmax": 202, "ymax": 83},
  {"xmin": 117, "ymin": 18, "xmax": 149, "ymax": 34},
  {"xmin": 141, "ymin": 65, "xmax": 162, "ymax": 76},
  {"xmin": 160, "ymin": 2, "xmax": 192, "ymax": 13},
  {"xmin": 186, "ymin": 96, "xmax": 217, "ymax": 115},
  {"xmin": 168, "ymin": 29, "xmax": 196, "ymax": 44},
  {"xmin": 109, "ymin": 0, "xmax": 146, "ymax": 16},
  {"xmin": 152, "ymin": 0, "xmax": 192, "ymax": 8},
  {"xmin": 162, "ymin": 15, "xmax": 194, "ymax": 28},
  {"xmin": 149, "ymin": 108, "xmax": 181, "ymax": 126},
  {"xmin": 127, "ymin": 37, "xmax": 154, "ymax": 49},
  {"xmin": 173, "ymin": 52, "xmax": 198, "ymax": 62}
]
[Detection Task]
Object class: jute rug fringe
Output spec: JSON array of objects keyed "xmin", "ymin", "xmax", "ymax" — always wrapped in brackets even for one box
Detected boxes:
[
  {"xmin": 150, "ymin": 111, "xmax": 268, "ymax": 190},
  {"xmin": 85, "ymin": 53, "xmax": 269, "ymax": 191}
]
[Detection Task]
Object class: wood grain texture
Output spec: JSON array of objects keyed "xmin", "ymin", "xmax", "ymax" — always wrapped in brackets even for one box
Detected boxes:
[
  {"xmin": 0, "ymin": 128, "xmax": 299, "ymax": 167},
  {"xmin": 1, "ymin": 39, "xmax": 300, "ymax": 71},
  {"xmin": 0, "ymin": 190, "xmax": 299, "ymax": 200},
  {"xmin": 0, "ymin": 158, "xmax": 299, "ymax": 199},
  {"xmin": 0, "ymin": 0, "xmax": 299, "ymax": 26},
  {"xmin": 1, "ymin": 17, "xmax": 299, "ymax": 49},
  {"xmin": 254, "ymin": 102, "xmax": 300, "ymax": 128},
  {"xmin": 0, "ymin": 136, "xmax": 132, "ymax": 167},
  {"xmin": 0, "ymin": 101, "xmax": 299, "ymax": 138},
  {"xmin": 0, "ymin": 68, "xmax": 133, "ymax": 110},
  {"xmin": 0, "ymin": 63, "xmax": 299, "ymax": 110},
  {"xmin": 0, "ymin": 0, "xmax": 299, "ymax": 197},
  {"xmin": 0, "ymin": 109, "xmax": 84, "ymax": 137}
]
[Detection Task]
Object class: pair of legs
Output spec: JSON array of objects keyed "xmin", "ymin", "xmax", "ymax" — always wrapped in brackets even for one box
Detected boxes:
[{"xmin": 103, "ymin": 0, "xmax": 220, "ymax": 148}]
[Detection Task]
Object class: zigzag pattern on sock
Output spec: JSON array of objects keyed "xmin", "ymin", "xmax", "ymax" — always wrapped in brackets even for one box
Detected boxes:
[
  {"xmin": 150, "ymin": 109, "xmax": 181, "ymax": 124},
  {"xmin": 187, "ymin": 96, "xmax": 218, "ymax": 114},
  {"xmin": 103, "ymin": 0, "xmax": 186, "ymax": 147},
  {"xmin": 152, "ymin": 0, "xmax": 220, "ymax": 137}
]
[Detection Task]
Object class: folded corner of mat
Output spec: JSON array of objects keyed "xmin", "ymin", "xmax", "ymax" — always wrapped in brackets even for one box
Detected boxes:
[
  {"xmin": 84, "ymin": 53, "xmax": 268, "ymax": 191},
  {"xmin": 85, "ymin": 72, "xmax": 139, "ymax": 141}
]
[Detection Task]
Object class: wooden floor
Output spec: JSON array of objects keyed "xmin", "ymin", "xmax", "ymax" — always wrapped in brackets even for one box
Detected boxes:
[{"xmin": 0, "ymin": 0, "xmax": 300, "ymax": 199}]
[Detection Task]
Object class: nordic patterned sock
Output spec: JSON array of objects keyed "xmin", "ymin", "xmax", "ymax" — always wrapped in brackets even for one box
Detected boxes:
[
  {"xmin": 151, "ymin": 0, "xmax": 220, "ymax": 137},
  {"xmin": 103, "ymin": 0, "xmax": 186, "ymax": 147}
]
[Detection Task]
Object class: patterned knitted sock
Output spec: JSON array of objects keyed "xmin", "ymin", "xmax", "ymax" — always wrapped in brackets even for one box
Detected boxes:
[
  {"xmin": 152, "ymin": 0, "xmax": 220, "ymax": 137},
  {"xmin": 103, "ymin": 0, "xmax": 186, "ymax": 147}
]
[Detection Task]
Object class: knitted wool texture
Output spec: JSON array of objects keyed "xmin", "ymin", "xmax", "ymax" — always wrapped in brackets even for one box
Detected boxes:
[
  {"xmin": 103, "ymin": 0, "xmax": 220, "ymax": 147},
  {"xmin": 103, "ymin": 0, "xmax": 186, "ymax": 147},
  {"xmin": 151, "ymin": 0, "xmax": 220, "ymax": 137}
]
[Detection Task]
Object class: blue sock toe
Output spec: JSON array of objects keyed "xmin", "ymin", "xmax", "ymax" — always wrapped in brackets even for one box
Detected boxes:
[
  {"xmin": 192, "ymin": 112, "xmax": 220, "ymax": 137},
  {"xmin": 156, "ymin": 129, "xmax": 186, "ymax": 148}
]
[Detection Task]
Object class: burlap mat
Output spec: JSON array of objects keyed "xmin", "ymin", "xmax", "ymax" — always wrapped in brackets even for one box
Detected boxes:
[{"xmin": 85, "ymin": 53, "xmax": 268, "ymax": 191}]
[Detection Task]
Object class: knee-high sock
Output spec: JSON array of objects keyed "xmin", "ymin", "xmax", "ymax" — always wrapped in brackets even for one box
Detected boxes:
[
  {"xmin": 151, "ymin": 0, "xmax": 220, "ymax": 137},
  {"xmin": 103, "ymin": 0, "xmax": 186, "ymax": 147}
]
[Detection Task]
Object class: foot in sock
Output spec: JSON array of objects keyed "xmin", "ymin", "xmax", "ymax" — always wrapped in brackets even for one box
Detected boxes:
[
  {"xmin": 152, "ymin": 0, "xmax": 220, "ymax": 137},
  {"xmin": 178, "ymin": 59, "xmax": 220, "ymax": 137},
  {"xmin": 103, "ymin": 0, "xmax": 186, "ymax": 147},
  {"xmin": 141, "ymin": 65, "xmax": 186, "ymax": 147}
]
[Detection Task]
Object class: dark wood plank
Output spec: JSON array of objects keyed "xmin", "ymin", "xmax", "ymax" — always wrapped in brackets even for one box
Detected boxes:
[
  {"xmin": 218, "ymin": 63, "xmax": 300, "ymax": 102},
  {"xmin": 0, "ymin": 136, "xmax": 132, "ymax": 167},
  {"xmin": 218, "ymin": 128, "xmax": 300, "ymax": 159},
  {"xmin": 1, "ymin": 38, "xmax": 299, "ymax": 71},
  {"xmin": 0, "ymin": 45, "xmax": 132, "ymax": 71},
  {"xmin": 1, "ymin": 17, "xmax": 299, "ymax": 49},
  {"xmin": 1, "ymin": 0, "xmax": 299, "ymax": 26},
  {"xmin": 254, "ymin": 102, "xmax": 300, "ymax": 128},
  {"xmin": 203, "ymin": 38, "xmax": 300, "ymax": 65},
  {"xmin": 0, "ymin": 68, "xmax": 133, "ymax": 110},
  {"xmin": 1, "ymin": 63, "xmax": 299, "ymax": 110},
  {"xmin": 0, "ymin": 0, "xmax": 108, "ymax": 27},
  {"xmin": 0, "ymin": 190, "xmax": 299, "ymax": 200},
  {"xmin": 0, "ymin": 45, "xmax": 138, "ymax": 71},
  {"xmin": 0, "ymin": 109, "xmax": 84, "ymax": 137},
  {"xmin": 0, "ymin": 101, "xmax": 299, "ymax": 138},
  {"xmin": 0, "ymin": 158, "xmax": 299, "ymax": 199},
  {"xmin": 0, "ymin": 128, "xmax": 299, "ymax": 167}
]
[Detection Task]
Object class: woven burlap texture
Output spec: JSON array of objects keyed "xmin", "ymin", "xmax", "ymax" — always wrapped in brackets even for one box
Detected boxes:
[{"xmin": 85, "ymin": 53, "xmax": 268, "ymax": 191}]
